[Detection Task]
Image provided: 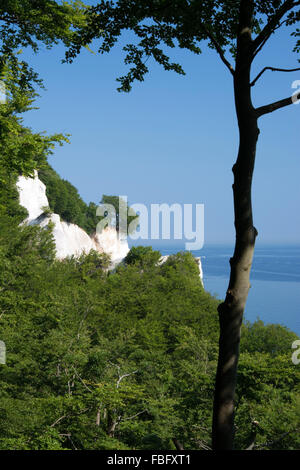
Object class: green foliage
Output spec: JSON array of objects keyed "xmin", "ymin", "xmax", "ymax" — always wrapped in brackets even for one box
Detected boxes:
[
  {"xmin": 0, "ymin": 233, "xmax": 219, "ymax": 450},
  {"xmin": 37, "ymin": 168, "xmax": 139, "ymax": 236},
  {"xmin": 0, "ymin": 1, "xmax": 88, "ymax": 186},
  {"xmin": 235, "ymin": 351, "xmax": 300, "ymax": 450},
  {"xmin": 240, "ymin": 320, "xmax": 299, "ymax": 356},
  {"xmin": 234, "ymin": 322, "xmax": 300, "ymax": 450},
  {"xmin": 0, "ymin": 1, "xmax": 87, "ymax": 57},
  {"xmin": 38, "ymin": 163, "xmax": 99, "ymax": 233},
  {"xmin": 0, "ymin": 3, "xmax": 299, "ymax": 449},
  {"xmin": 1, "ymin": 229, "xmax": 298, "ymax": 450},
  {"xmin": 124, "ymin": 246, "xmax": 161, "ymax": 268},
  {"xmin": 0, "ymin": 1, "xmax": 88, "ymax": 151},
  {"xmin": 0, "ymin": 172, "xmax": 27, "ymax": 222},
  {"xmin": 0, "ymin": 56, "xmax": 69, "ymax": 179}
]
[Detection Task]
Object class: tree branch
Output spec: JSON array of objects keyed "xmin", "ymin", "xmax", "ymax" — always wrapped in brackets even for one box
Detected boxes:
[
  {"xmin": 251, "ymin": 66, "xmax": 300, "ymax": 87},
  {"xmin": 116, "ymin": 370, "xmax": 138, "ymax": 388},
  {"xmin": 120, "ymin": 409, "xmax": 147, "ymax": 422},
  {"xmin": 201, "ymin": 24, "xmax": 235, "ymax": 76},
  {"xmin": 50, "ymin": 415, "xmax": 67, "ymax": 428},
  {"xmin": 255, "ymin": 427, "xmax": 299, "ymax": 449},
  {"xmin": 71, "ymin": 365, "xmax": 93, "ymax": 392},
  {"xmin": 108, "ymin": 362, "xmax": 139, "ymax": 388},
  {"xmin": 256, "ymin": 92, "xmax": 300, "ymax": 117},
  {"xmin": 245, "ymin": 420, "xmax": 260, "ymax": 450},
  {"xmin": 252, "ymin": 1, "xmax": 300, "ymax": 58}
]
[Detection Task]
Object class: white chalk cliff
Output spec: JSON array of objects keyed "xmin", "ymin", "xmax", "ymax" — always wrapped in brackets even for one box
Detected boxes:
[
  {"xmin": 16, "ymin": 171, "xmax": 129, "ymax": 264},
  {"xmin": 16, "ymin": 172, "xmax": 203, "ymax": 281}
]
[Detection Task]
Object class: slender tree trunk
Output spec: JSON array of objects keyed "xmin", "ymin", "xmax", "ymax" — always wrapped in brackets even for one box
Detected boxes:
[
  {"xmin": 212, "ymin": 0, "xmax": 258, "ymax": 450},
  {"xmin": 96, "ymin": 408, "xmax": 101, "ymax": 426}
]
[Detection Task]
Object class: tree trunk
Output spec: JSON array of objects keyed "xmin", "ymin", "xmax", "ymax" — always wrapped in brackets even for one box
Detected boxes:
[
  {"xmin": 107, "ymin": 411, "xmax": 118, "ymax": 437},
  {"xmin": 172, "ymin": 438, "xmax": 184, "ymax": 450},
  {"xmin": 212, "ymin": 0, "xmax": 258, "ymax": 450}
]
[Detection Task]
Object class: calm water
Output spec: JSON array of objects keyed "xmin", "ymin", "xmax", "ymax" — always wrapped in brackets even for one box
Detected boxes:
[{"xmin": 158, "ymin": 244, "xmax": 300, "ymax": 335}]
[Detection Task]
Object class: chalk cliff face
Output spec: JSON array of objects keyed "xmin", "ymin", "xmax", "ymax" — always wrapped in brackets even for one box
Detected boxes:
[
  {"xmin": 93, "ymin": 230, "xmax": 130, "ymax": 265},
  {"xmin": 17, "ymin": 172, "xmax": 49, "ymax": 222},
  {"xmin": 16, "ymin": 172, "xmax": 129, "ymax": 264}
]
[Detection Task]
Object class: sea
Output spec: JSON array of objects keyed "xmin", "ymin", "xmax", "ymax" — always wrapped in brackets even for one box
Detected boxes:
[{"xmin": 155, "ymin": 244, "xmax": 300, "ymax": 336}]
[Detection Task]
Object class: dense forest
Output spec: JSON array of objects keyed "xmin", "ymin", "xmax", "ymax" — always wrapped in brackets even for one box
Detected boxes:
[{"xmin": 0, "ymin": 171, "xmax": 299, "ymax": 450}]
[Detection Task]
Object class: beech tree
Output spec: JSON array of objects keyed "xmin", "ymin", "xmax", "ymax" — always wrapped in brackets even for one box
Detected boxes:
[{"xmin": 67, "ymin": 0, "xmax": 300, "ymax": 450}]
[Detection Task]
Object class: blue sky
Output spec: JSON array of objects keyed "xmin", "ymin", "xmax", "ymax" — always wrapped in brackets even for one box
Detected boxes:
[{"xmin": 21, "ymin": 11, "xmax": 300, "ymax": 246}]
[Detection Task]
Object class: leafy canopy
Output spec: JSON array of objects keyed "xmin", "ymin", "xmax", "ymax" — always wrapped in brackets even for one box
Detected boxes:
[
  {"xmin": 66, "ymin": 0, "xmax": 300, "ymax": 91},
  {"xmin": 0, "ymin": 0, "xmax": 87, "ymax": 55},
  {"xmin": 0, "ymin": 55, "xmax": 68, "ymax": 179}
]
